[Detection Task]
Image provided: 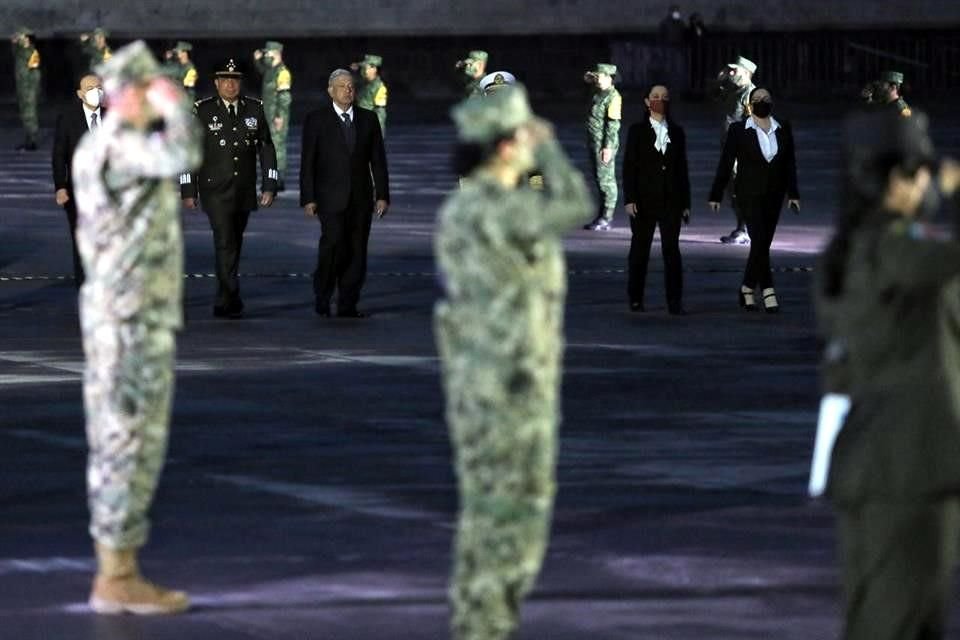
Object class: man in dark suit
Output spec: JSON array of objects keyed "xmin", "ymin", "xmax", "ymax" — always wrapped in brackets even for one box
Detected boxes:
[
  {"xmin": 52, "ymin": 73, "xmax": 104, "ymax": 287},
  {"xmin": 622, "ymin": 84, "xmax": 691, "ymax": 315},
  {"xmin": 181, "ymin": 58, "xmax": 277, "ymax": 318},
  {"xmin": 709, "ymin": 87, "xmax": 800, "ymax": 313},
  {"xmin": 300, "ymin": 68, "xmax": 389, "ymax": 318}
]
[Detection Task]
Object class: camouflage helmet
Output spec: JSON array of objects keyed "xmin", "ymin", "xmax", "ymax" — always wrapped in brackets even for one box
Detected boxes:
[
  {"xmin": 880, "ymin": 70, "xmax": 904, "ymax": 85},
  {"xmin": 173, "ymin": 41, "xmax": 192, "ymax": 53},
  {"xmin": 479, "ymin": 71, "xmax": 517, "ymax": 95},
  {"xmin": 13, "ymin": 26, "xmax": 34, "ymax": 38},
  {"xmin": 362, "ymin": 53, "xmax": 383, "ymax": 68},
  {"xmin": 264, "ymin": 40, "xmax": 283, "ymax": 53},
  {"xmin": 467, "ymin": 50, "xmax": 489, "ymax": 62},
  {"xmin": 92, "ymin": 27, "xmax": 109, "ymax": 38},
  {"xmin": 97, "ymin": 40, "xmax": 161, "ymax": 97},
  {"xmin": 592, "ymin": 63, "xmax": 617, "ymax": 76},
  {"xmin": 452, "ymin": 84, "xmax": 533, "ymax": 143}
]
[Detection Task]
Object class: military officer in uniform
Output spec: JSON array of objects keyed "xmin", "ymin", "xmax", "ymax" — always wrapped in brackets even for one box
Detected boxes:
[
  {"xmin": 456, "ymin": 50, "xmax": 488, "ymax": 98},
  {"xmin": 80, "ymin": 27, "xmax": 112, "ymax": 69},
  {"xmin": 878, "ymin": 70, "xmax": 912, "ymax": 117},
  {"xmin": 164, "ymin": 41, "xmax": 197, "ymax": 101},
  {"xmin": 351, "ymin": 53, "xmax": 388, "ymax": 136},
  {"xmin": 583, "ymin": 63, "xmax": 622, "ymax": 230},
  {"xmin": 181, "ymin": 59, "xmax": 278, "ymax": 318},
  {"xmin": 478, "ymin": 70, "xmax": 544, "ymax": 191},
  {"xmin": 11, "ymin": 27, "xmax": 41, "ymax": 151},
  {"xmin": 253, "ymin": 41, "xmax": 292, "ymax": 190}
]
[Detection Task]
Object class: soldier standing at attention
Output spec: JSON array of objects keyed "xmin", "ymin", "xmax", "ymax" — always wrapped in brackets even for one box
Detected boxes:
[
  {"xmin": 715, "ymin": 55, "xmax": 757, "ymax": 245},
  {"xmin": 181, "ymin": 58, "xmax": 278, "ymax": 318},
  {"xmin": 11, "ymin": 27, "xmax": 41, "ymax": 151},
  {"xmin": 583, "ymin": 63, "xmax": 622, "ymax": 230},
  {"xmin": 167, "ymin": 41, "xmax": 197, "ymax": 101},
  {"xmin": 456, "ymin": 50, "xmax": 488, "ymax": 98},
  {"xmin": 878, "ymin": 70, "xmax": 912, "ymax": 117},
  {"xmin": 435, "ymin": 85, "xmax": 592, "ymax": 640},
  {"xmin": 254, "ymin": 41, "xmax": 292, "ymax": 190},
  {"xmin": 352, "ymin": 54, "xmax": 388, "ymax": 136},
  {"xmin": 73, "ymin": 40, "xmax": 201, "ymax": 615},
  {"xmin": 80, "ymin": 28, "xmax": 112, "ymax": 68}
]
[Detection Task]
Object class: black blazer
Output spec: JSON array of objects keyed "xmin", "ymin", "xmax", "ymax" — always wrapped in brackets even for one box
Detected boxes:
[
  {"xmin": 622, "ymin": 118, "xmax": 691, "ymax": 216},
  {"xmin": 299, "ymin": 103, "xmax": 389, "ymax": 213},
  {"xmin": 709, "ymin": 118, "xmax": 800, "ymax": 203},
  {"xmin": 52, "ymin": 104, "xmax": 105, "ymax": 196}
]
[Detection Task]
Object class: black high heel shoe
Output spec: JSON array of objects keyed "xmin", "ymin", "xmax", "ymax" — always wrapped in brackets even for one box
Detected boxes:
[
  {"xmin": 738, "ymin": 286, "xmax": 757, "ymax": 311},
  {"xmin": 762, "ymin": 288, "xmax": 780, "ymax": 314}
]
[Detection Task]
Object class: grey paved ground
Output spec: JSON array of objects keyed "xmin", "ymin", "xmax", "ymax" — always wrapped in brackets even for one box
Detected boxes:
[{"xmin": 1, "ymin": 99, "xmax": 959, "ymax": 640}]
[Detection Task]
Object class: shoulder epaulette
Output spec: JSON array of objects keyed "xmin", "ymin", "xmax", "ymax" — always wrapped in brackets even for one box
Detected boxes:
[
  {"xmin": 244, "ymin": 96, "xmax": 263, "ymax": 104},
  {"xmin": 194, "ymin": 96, "xmax": 216, "ymax": 107}
]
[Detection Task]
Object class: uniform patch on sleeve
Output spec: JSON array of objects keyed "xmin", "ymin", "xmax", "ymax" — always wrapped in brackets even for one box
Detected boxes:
[
  {"xmin": 183, "ymin": 68, "xmax": 197, "ymax": 88},
  {"xmin": 607, "ymin": 93, "xmax": 622, "ymax": 120},
  {"xmin": 374, "ymin": 83, "xmax": 388, "ymax": 107},
  {"xmin": 277, "ymin": 68, "xmax": 292, "ymax": 91},
  {"xmin": 27, "ymin": 50, "xmax": 40, "ymax": 69}
]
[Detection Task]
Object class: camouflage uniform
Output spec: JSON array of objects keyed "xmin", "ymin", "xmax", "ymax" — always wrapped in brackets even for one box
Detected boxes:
[
  {"xmin": 355, "ymin": 54, "xmax": 388, "ymax": 136},
  {"xmin": 12, "ymin": 28, "xmax": 41, "ymax": 148},
  {"xmin": 81, "ymin": 28, "xmax": 113, "ymax": 69},
  {"xmin": 585, "ymin": 63, "xmax": 622, "ymax": 224},
  {"xmin": 879, "ymin": 71, "xmax": 912, "ymax": 117},
  {"xmin": 436, "ymin": 87, "xmax": 592, "ymax": 640},
  {"xmin": 459, "ymin": 50, "xmax": 488, "ymax": 99},
  {"xmin": 255, "ymin": 41, "xmax": 292, "ymax": 187},
  {"xmin": 166, "ymin": 42, "xmax": 197, "ymax": 101},
  {"xmin": 73, "ymin": 41, "xmax": 201, "ymax": 549}
]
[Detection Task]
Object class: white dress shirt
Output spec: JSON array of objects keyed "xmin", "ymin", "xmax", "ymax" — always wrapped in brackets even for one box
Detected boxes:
[
  {"xmin": 649, "ymin": 116, "xmax": 671, "ymax": 154},
  {"xmin": 746, "ymin": 116, "xmax": 780, "ymax": 163},
  {"xmin": 333, "ymin": 102, "xmax": 355, "ymax": 122},
  {"xmin": 82, "ymin": 104, "xmax": 102, "ymax": 131}
]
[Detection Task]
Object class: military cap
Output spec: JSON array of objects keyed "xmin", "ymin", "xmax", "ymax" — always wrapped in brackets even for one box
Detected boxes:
[
  {"xmin": 844, "ymin": 110, "xmax": 934, "ymax": 168},
  {"xmin": 479, "ymin": 71, "xmax": 516, "ymax": 95},
  {"xmin": 264, "ymin": 41, "xmax": 283, "ymax": 53},
  {"xmin": 173, "ymin": 41, "xmax": 192, "ymax": 53},
  {"xmin": 880, "ymin": 70, "xmax": 904, "ymax": 85},
  {"xmin": 362, "ymin": 54, "xmax": 383, "ymax": 68},
  {"xmin": 13, "ymin": 26, "xmax": 34, "ymax": 38},
  {"xmin": 213, "ymin": 58, "xmax": 243, "ymax": 78},
  {"xmin": 467, "ymin": 50, "xmax": 489, "ymax": 62},
  {"xmin": 92, "ymin": 27, "xmax": 109, "ymax": 38},
  {"xmin": 97, "ymin": 40, "xmax": 160, "ymax": 97},
  {"xmin": 592, "ymin": 63, "xmax": 617, "ymax": 76},
  {"xmin": 452, "ymin": 84, "xmax": 533, "ymax": 143},
  {"xmin": 727, "ymin": 55, "xmax": 757, "ymax": 75}
]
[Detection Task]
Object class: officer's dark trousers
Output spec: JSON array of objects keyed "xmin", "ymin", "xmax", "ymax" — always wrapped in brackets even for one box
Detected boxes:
[
  {"xmin": 206, "ymin": 208, "xmax": 250, "ymax": 309},
  {"xmin": 627, "ymin": 210, "xmax": 682, "ymax": 305},
  {"xmin": 837, "ymin": 499, "xmax": 960, "ymax": 640},
  {"xmin": 738, "ymin": 192, "xmax": 782, "ymax": 289},
  {"xmin": 63, "ymin": 200, "xmax": 84, "ymax": 288},
  {"xmin": 313, "ymin": 196, "xmax": 373, "ymax": 311}
]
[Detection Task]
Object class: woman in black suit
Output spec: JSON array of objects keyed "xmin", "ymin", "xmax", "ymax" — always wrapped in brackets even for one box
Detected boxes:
[
  {"xmin": 708, "ymin": 87, "xmax": 800, "ymax": 312},
  {"xmin": 622, "ymin": 84, "xmax": 691, "ymax": 315}
]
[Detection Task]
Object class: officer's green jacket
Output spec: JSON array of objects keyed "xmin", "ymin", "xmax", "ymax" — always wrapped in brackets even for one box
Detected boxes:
[{"xmin": 817, "ymin": 214, "xmax": 960, "ymax": 506}]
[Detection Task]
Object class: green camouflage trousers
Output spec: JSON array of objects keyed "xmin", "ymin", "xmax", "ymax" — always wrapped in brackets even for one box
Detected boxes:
[
  {"xmin": 271, "ymin": 121, "xmax": 290, "ymax": 184},
  {"xmin": 441, "ymin": 352, "xmax": 557, "ymax": 640},
  {"xmin": 16, "ymin": 83, "xmax": 39, "ymax": 140},
  {"xmin": 588, "ymin": 143, "xmax": 617, "ymax": 221},
  {"xmin": 83, "ymin": 322, "xmax": 175, "ymax": 549}
]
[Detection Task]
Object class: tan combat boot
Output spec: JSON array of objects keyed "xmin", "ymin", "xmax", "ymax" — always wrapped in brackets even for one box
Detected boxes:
[{"xmin": 89, "ymin": 543, "xmax": 190, "ymax": 615}]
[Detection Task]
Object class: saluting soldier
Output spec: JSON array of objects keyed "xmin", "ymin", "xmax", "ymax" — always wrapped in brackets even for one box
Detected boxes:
[
  {"xmin": 80, "ymin": 27, "xmax": 112, "ymax": 69},
  {"xmin": 479, "ymin": 70, "xmax": 544, "ymax": 190},
  {"xmin": 352, "ymin": 53, "xmax": 388, "ymax": 136},
  {"xmin": 165, "ymin": 41, "xmax": 197, "ymax": 101},
  {"xmin": 181, "ymin": 58, "xmax": 278, "ymax": 318},
  {"xmin": 253, "ymin": 41, "xmax": 292, "ymax": 190},
  {"xmin": 878, "ymin": 70, "xmax": 912, "ymax": 117},
  {"xmin": 583, "ymin": 63, "xmax": 622, "ymax": 230},
  {"xmin": 11, "ymin": 27, "xmax": 41, "ymax": 151},
  {"xmin": 456, "ymin": 50, "xmax": 488, "ymax": 98}
]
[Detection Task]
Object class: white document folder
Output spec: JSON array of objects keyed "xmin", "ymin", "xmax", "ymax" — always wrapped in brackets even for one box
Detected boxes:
[{"xmin": 809, "ymin": 393, "xmax": 852, "ymax": 498}]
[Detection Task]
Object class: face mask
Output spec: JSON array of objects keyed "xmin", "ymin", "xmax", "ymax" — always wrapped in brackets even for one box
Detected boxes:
[
  {"xmin": 83, "ymin": 88, "xmax": 103, "ymax": 108},
  {"xmin": 648, "ymin": 99, "xmax": 668, "ymax": 115},
  {"xmin": 751, "ymin": 101, "xmax": 772, "ymax": 118}
]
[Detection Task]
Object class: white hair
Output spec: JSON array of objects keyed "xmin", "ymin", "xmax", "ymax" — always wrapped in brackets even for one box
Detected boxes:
[{"xmin": 328, "ymin": 68, "xmax": 352, "ymax": 86}]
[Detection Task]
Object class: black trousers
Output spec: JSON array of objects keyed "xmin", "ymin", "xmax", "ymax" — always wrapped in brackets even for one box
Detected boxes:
[
  {"xmin": 738, "ymin": 192, "xmax": 783, "ymax": 289},
  {"xmin": 205, "ymin": 207, "xmax": 251, "ymax": 309},
  {"xmin": 627, "ymin": 211, "xmax": 683, "ymax": 305},
  {"xmin": 838, "ymin": 499, "xmax": 960, "ymax": 640},
  {"xmin": 313, "ymin": 198, "xmax": 373, "ymax": 311},
  {"xmin": 63, "ymin": 200, "xmax": 84, "ymax": 288}
]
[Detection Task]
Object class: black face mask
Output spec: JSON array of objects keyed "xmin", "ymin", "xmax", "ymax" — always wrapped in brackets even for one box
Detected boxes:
[{"xmin": 752, "ymin": 101, "xmax": 773, "ymax": 118}]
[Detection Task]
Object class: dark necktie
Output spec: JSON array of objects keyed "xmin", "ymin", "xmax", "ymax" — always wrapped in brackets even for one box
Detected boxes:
[
  {"xmin": 228, "ymin": 103, "xmax": 237, "ymax": 119},
  {"xmin": 341, "ymin": 111, "xmax": 355, "ymax": 154},
  {"xmin": 90, "ymin": 112, "xmax": 98, "ymax": 130}
]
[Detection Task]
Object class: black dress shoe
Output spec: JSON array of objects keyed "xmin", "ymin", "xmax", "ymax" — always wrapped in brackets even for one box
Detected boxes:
[
  {"xmin": 213, "ymin": 301, "xmax": 244, "ymax": 318},
  {"xmin": 336, "ymin": 309, "xmax": 368, "ymax": 318},
  {"xmin": 667, "ymin": 302, "xmax": 687, "ymax": 316},
  {"xmin": 629, "ymin": 301, "xmax": 645, "ymax": 312}
]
